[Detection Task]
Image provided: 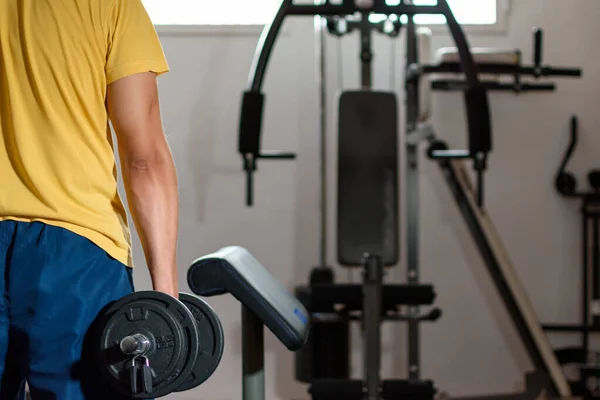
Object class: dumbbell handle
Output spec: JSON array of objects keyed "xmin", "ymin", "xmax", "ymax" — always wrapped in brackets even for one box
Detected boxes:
[{"xmin": 120, "ymin": 334, "xmax": 151, "ymax": 356}]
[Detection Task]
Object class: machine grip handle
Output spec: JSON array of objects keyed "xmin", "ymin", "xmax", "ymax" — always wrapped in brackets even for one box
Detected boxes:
[
  {"xmin": 533, "ymin": 27, "xmax": 543, "ymax": 68},
  {"xmin": 554, "ymin": 115, "xmax": 580, "ymax": 197},
  {"xmin": 465, "ymin": 86, "xmax": 492, "ymax": 155},
  {"xmin": 239, "ymin": 91, "xmax": 265, "ymax": 156},
  {"xmin": 542, "ymin": 67, "xmax": 582, "ymax": 77},
  {"xmin": 246, "ymin": 167, "xmax": 254, "ymax": 207},
  {"xmin": 258, "ymin": 150, "xmax": 297, "ymax": 160},
  {"xmin": 239, "ymin": 92, "xmax": 296, "ymax": 207}
]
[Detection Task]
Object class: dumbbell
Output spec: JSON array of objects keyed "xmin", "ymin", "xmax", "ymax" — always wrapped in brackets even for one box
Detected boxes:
[{"xmin": 95, "ymin": 291, "xmax": 224, "ymax": 398}]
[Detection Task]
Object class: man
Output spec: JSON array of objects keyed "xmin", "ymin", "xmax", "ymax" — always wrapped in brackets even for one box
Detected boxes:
[{"xmin": 0, "ymin": 0, "xmax": 179, "ymax": 398}]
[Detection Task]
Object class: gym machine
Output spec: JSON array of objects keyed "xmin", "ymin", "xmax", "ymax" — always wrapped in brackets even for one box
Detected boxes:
[
  {"xmin": 94, "ymin": 246, "xmax": 310, "ymax": 400},
  {"xmin": 237, "ymin": 0, "xmax": 583, "ymax": 399},
  {"xmin": 544, "ymin": 115, "xmax": 600, "ymax": 399},
  {"xmin": 238, "ymin": 0, "xmax": 485, "ymax": 399},
  {"xmin": 417, "ymin": 15, "xmax": 582, "ymax": 400}
]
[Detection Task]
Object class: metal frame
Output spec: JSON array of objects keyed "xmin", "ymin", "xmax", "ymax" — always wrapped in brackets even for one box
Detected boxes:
[
  {"xmin": 543, "ymin": 116, "xmax": 600, "ymax": 397},
  {"xmin": 239, "ymin": 0, "xmax": 484, "ymax": 395},
  {"xmin": 407, "ymin": 21, "xmax": 581, "ymax": 399},
  {"xmin": 246, "ymin": 0, "xmax": 482, "ymax": 90},
  {"xmin": 240, "ymin": 0, "xmax": 485, "ymax": 208},
  {"xmin": 237, "ymin": 2, "xmax": 586, "ymax": 399}
]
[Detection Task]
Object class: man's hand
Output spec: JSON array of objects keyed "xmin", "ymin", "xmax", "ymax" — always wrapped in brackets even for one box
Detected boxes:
[{"xmin": 107, "ymin": 72, "xmax": 179, "ymax": 298}]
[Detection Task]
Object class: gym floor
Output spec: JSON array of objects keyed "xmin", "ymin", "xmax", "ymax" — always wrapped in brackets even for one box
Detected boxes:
[{"xmin": 127, "ymin": 1, "xmax": 598, "ymax": 399}]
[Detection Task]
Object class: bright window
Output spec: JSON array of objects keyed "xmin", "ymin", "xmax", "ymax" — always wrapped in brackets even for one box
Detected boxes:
[
  {"xmin": 141, "ymin": 0, "xmax": 498, "ymax": 26},
  {"xmin": 411, "ymin": 0, "xmax": 497, "ymax": 25},
  {"xmin": 141, "ymin": 0, "xmax": 281, "ymax": 25}
]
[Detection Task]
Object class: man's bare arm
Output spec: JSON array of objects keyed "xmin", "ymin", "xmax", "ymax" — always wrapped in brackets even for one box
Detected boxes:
[{"xmin": 107, "ymin": 72, "xmax": 179, "ymax": 297}]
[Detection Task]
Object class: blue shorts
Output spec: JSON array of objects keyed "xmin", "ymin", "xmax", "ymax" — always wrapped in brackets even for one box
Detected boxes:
[{"xmin": 0, "ymin": 220, "xmax": 136, "ymax": 399}]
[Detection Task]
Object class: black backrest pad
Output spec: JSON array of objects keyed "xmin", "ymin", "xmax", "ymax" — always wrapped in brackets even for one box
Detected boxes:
[{"xmin": 337, "ymin": 91, "xmax": 399, "ymax": 266}]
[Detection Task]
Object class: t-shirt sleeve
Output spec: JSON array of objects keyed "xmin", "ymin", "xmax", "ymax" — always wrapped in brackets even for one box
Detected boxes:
[{"xmin": 106, "ymin": 0, "xmax": 170, "ymax": 84}]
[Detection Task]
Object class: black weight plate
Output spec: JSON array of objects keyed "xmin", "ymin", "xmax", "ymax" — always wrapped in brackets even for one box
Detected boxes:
[
  {"xmin": 98, "ymin": 291, "xmax": 199, "ymax": 399},
  {"xmin": 176, "ymin": 293, "xmax": 224, "ymax": 392}
]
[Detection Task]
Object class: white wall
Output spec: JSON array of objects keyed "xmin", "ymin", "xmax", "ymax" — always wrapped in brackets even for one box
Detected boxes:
[{"xmin": 124, "ymin": 0, "xmax": 600, "ymax": 398}]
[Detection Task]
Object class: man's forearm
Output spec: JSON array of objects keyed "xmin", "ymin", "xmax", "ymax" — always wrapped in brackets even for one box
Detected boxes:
[
  {"xmin": 107, "ymin": 72, "xmax": 180, "ymax": 296},
  {"xmin": 122, "ymin": 152, "xmax": 179, "ymax": 297}
]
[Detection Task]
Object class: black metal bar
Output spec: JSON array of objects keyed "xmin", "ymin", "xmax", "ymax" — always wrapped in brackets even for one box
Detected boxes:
[
  {"xmin": 405, "ymin": 15, "xmax": 421, "ymax": 382},
  {"xmin": 246, "ymin": 167, "xmax": 254, "ymax": 207},
  {"xmin": 423, "ymin": 63, "xmax": 582, "ymax": 78},
  {"xmin": 249, "ymin": 0, "xmax": 289, "ymax": 92},
  {"xmin": 363, "ymin": 255, "xmax": 383, "ymax": 400},
  {"xmin": 431, "ymin": 80, "xmax": 556, "ymax": 92},
  {"xmin": 436, "ymin": 159, "xmax": 560, "ymax": 397},
  {"xmin": 593, "ymin": 215, "xmax": 600, "ymax": 327},
  {"xmin": 514, "ymin": 50, "xmax": 522, "ymax": 90},
  {"xmin": 287, "ymin": 4, "xmax": 446, "ymax": 16},
  {"xmin": 533, "ymin": 28, "xmax": 543, "ymax": 68},
  {"xmin": 584, "ymin": 204, "xmax": 590, "ymax": 357},
  {"xmin": 543, "ymin": 323, "xmax": 600, "ymax": 333},
  {"xmin": 477, "ymin": 168, "xmax": 484, "ymax": 208},
  {"xmin": 360, "ymin": 14, "xmax": 373, "ymax": 90},
  {"xmin": 531, "ymin": 67, "xmax": 582, "ymax": 77},
  {"xmin": 257, "ymin": 150, "xmax": 296, "ymax": 159},
  {"xmin": 585, "ymin": 206, "xmax": 600, "ymax": 217},
  {"xmin": 406, "ymin": 17, "xmax": 419, "ymax": 131}
]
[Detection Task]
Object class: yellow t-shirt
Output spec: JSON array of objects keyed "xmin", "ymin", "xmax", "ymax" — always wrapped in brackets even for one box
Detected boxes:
[{"xmin": 0, "ymin": 0, "xmax": 170, "ymax": 267}]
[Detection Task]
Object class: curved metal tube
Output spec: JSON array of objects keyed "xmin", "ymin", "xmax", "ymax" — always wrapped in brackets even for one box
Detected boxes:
[
  {"xmin": 558, "ymin": 115, "xmax": 578, "ymax": 174},
  {"xmin": 248, "ymin": 0, "xmax": 483, "ymax": 91},
  {"xmin": 436, "ymin": 0, "xmax": 480, "ymax": 87},
  {"xmin": 248, "ymin": 0, "xmax": 289, "ymax": 92}
]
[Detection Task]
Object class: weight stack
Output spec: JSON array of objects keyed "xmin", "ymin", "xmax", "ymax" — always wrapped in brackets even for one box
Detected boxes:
[{"xmin": 294, "ymin": 285, "xmax": 351, "ymax": 383}]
